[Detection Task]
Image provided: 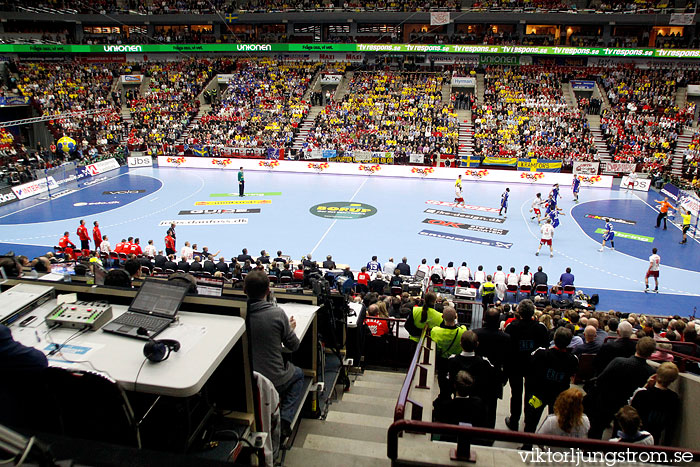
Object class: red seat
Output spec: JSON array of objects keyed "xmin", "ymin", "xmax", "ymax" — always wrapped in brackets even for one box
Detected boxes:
[
  {"xmin": 506, "ymin": 284, "xmax": 518, "ymax": 293},
  {"xmin": 520, "ymin": 285, "xmax": 532, "ymax": 294},
  {"xmin": 563, "ymin": 285, "xmax": 576, "ymax": 296},
  {"xmin": 390, "ymin": 286, "xmax": 402, "ymax": 296},
  {"xmin": 280, "ymin": 276, "xmax": 292, "ymax": 283},
  {"xmin": 140, "ymin": 266, "xmax": 151, "ymax": 276},
  {"xmin": 535, "ymin": 284, "xmax": 549, "ymax": 295}
]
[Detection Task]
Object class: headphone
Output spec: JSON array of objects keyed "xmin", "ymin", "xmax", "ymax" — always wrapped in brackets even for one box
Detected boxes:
[{"xmin": 137, "ymin": 327, "xmax": 181, "ymax": 362}]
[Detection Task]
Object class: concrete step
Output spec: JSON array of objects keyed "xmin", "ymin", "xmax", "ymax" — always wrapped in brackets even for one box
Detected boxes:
[
  {"xmin": 284, "ymin": 446, "xmax": 390, "ymax": 467},
  {"xmin": 303, "ymin": 434, "xmax": 387, "ymax": 460},
  {"xmin": 333, "ymin": 400, "xmax": 395, "ymax": 418},
  {"xmin": 295, "ymin": 419, "xmax": 388, "ymax": 445},
  {"xmin": 325, "ymin": 410, "xmax": 394, "ymax": 429}
]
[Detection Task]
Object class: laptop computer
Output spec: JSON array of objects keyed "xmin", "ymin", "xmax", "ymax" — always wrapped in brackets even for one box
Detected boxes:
[
  {"xmin": 102, "ymin": 278, "xmax": 190, "ymax": 339},
  {"xmin": 414, "ymin": 269, "xmax": 426, "ymax": 282}
]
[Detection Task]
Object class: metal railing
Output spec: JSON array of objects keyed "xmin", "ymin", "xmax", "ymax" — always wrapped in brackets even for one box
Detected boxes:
[{"xmin": 389, "ymin": 326, "xmax": 700, "ymax": 463}]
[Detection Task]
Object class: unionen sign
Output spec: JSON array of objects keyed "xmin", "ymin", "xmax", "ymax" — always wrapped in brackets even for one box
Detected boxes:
[{"xmin": 103, "ymin": 45, "xmax": 142, "ymax": 52}]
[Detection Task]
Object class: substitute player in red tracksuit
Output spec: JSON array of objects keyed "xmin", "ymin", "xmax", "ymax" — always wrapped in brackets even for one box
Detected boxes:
[
  {"xmin": 92, "ymin": 221, "xmax": 102, "ymax": 251},
  {"xmin": 58, "ymin": 232, "xmax": 76, "ymax": 260},
  {"xmin": 76, "ymin": 219, "xmax": 90, "ymax": 256}
]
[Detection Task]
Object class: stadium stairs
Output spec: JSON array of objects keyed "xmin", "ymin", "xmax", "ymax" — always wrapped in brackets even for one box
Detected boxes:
[
  {"xmin": 291, "ymin": 107, "xmax": 323, "ymax": 155},
  {"xmin": 562, "ymin": 82, "xmax": 577, "ymax": 109},
  {"xmin": 333, "ymin": 71, "xmax": 354, "ymax": 102},
  {"xmin": 284, "ymin": 369, "xmax": 406, "ymax": 466},
  {"xmin": 476, "ymin": 73, "xmax": 485, "ymax": 103},
  {"xmin": 671, "ymin": 127, "xmax": 695, "ymax": 178},
  {"xmin": 457, "ymin": 113, "xmax": 474, "ymax": 167},
  {"xmin": 597, "ymin": 82, "xmax": 612, "ymax": 114},
  {"xmin": 676, "ymin": 85, "xmax": 688, "ymax": 109},
  {"xmin": 588, "ymin": 115, "xmax": 613, "ymax": 174}
]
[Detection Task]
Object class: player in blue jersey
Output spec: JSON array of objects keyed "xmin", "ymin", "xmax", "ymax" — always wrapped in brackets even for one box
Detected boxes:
[
  {"xmin": 550, "ymin": 183, "xmax": 561, "ymax": 203},
  {"xmin": 499, "ymin": 188, "xmax": 510, "ymax": 217},
  {"xmin": 598, "ymin": 218, "xmax": 615, "ymax": 251},
  {"xmin": 572, "ymin": 177, "xmax": 581, "ymax": 203},
  {"xmin": 547, "ymin": 206, "xmax": 564, "ymax": 228}
]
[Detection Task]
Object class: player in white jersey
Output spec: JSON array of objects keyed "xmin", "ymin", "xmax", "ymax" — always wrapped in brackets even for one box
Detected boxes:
[
  {"xmin": 473, "ymin": 266, "xmax": 486, "ymax": 283},
  {"xmin": 644, "ymin": 247, "xmax": 661, "ymax": 293},
  {"xmin": 457, "ymin": 262, "xmax": 471, "ymax": 285},
  {"xmin": 454, "ymin": 176, "xmax": 465, "ymax": 207},
  {"xmin": 536, "ymin": 218, "xmax": 555, "ymax": 257},
  {"xmin": 530, "ymin": 193, "xmax": 544, "ymax": 222}
]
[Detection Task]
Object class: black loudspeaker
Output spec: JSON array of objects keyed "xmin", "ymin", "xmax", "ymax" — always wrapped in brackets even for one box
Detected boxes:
[{"xmin": 137, "ymin": 327, "xmax": 181, "ymax": 362}]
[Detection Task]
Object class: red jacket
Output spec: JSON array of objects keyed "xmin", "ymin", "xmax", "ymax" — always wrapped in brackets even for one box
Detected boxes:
[
  {"xmin": 357, "ymin": 272, "xmax": 370, "ymax": 286},
  {"xmin": 93, "ymin": 226, "xmax": 102, "ymax": 244},
  {"xmin": 129, "ymin": 243, "xmax": 142, "ymax": 255},
  {"xmin": 58, "ymin": 235, "xmax": 76, "ymax": 249},
  {"xmin": 165, "ymin": 235, "xmax": 175, "ymax": 251},
  {"xmin": 114, "ymin": 242, "xmax": 124, "ymax": 253},
  {"xmin": 365, "ymin": 317, "xmax": 389, "ymax": 337},
  {"xmin": 77, "ymin": 224, "xmax": 89, "ymax": 242}
]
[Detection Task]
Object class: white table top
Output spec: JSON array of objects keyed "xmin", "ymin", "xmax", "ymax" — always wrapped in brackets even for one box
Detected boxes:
[
  {"xmin": 10, "ymin": 299, "xmax": 246, "ymax": 398},
  {"xmin": 278, "ymin": 302, "xmax": 318, "ymax": 341}
]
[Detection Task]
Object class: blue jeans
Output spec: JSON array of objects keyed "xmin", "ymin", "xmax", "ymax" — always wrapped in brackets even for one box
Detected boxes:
[{"xmin": 277, "ymin": 366, "xmax": 304, "ymax": 424}]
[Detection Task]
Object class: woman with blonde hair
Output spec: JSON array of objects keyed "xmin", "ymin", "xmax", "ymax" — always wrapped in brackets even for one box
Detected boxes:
[
  {"xmin": 536, "ymin": 387, "xmax": 589, "ymax": 438},
  {"xmin": 539, "ymin": 314, "xmax": 553, "ymax": 330}
]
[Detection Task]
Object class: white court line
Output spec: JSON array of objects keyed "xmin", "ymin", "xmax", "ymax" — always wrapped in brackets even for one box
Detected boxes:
[
  {"xmin": 0, "ymin": 171, "xmax": 130, "ymax": 221},
  {"xmin": 518, "ymin": 195, "xmax": 697, "ymax": 296},
  {"xmin": 632, "ymin": 192, "xmax": 700, "ymax": 246},
  {"xmin": 309, "ymin": 177, "xmax": 369, "ymax": 256}
]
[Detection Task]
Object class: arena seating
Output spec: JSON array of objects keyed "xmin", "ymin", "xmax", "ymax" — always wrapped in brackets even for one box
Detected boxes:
[
  {"xmin": 186, "ymin": 59, "xmax": 322, "ymax": 153},
  {"xmin": 302, "ymin": 71, "xmax": 458, "ymax": 159},
  {"xmin": 126, "ymin": 59, "xmax": 219, "ymax": 151},
  {"xmin": 599, "ymin": 67, "xmax": 695, "ymax": 174},
  {"xmin": 472, "ymin": 65, "xmax": 597, "ymax": 164},
  {"xmin": 17, "ymin": 62, "xmax": 128, "ymax": 154}
]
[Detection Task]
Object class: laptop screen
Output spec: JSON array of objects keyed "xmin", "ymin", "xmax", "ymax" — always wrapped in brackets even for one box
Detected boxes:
[
  {"xmin": 414, "ymin": 269, "xmax": 426, "ymax": 281},
  {"xmin": 196, "ymin": 276, "xmax": 224, "ymax": 297},
  {"xmin": 129, "ymin": 278, "xmax": 190, "ymax": 317},
  {"xmin": 51, "ymin": 262, "xmax": 76, "ymax": 276}
]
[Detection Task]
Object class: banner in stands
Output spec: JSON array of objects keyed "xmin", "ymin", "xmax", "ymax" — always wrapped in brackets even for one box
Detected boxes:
[
  {"xmin": 320, "ymin": 74, "xmax": 342, "ymax": 84},
  {"xmin": 570, "ymin": 80, "xmax": 595, "ymax": 90},
  {"xmin": 76, "ymin": 158, "xmax": 120, "ymax": 179},
  {"xmin": 0, "ymin": 96, "xmax": 29, "ymax": 106},
  {"xmin": 451, "ymin": 77, "xmax": 476, "ymax": 87},
  {"xmin": 661, "ymin": 183, "xmax": 680, "ymax": 202},
  {"xmin": 12, "ymin": 176, "xmax": 58, "ymax": 199},
  {"xmin": 0, "ymin": 186, "xmax": 18, "ymax": 207},
  {"xmin": 679, "ymin": 190, "xmax": 700, "ymax": 217},
  {"xmin": 128, "ymin": 155, "xmax": 153, "ymax": 168},
  {"xmin": 409, "ymin": 153, "xmax": 425, "ymax": 164},
  {"xmin": 604, "ymin": 162, "xmax": 637, "ymax": 173},
  {"xmin": 670, "ymin": 13, "xmax": 696, "ymax": 25},
  {"xmin": 483, "ymin": 157, "xmax": 517, "ymax": 167},
  {"xmin": 688, "ymin": 84, "xmax": 700, "ymax": 97},
  {"xmin": 620, "ymin": 175, "xmax": 651, "ymax": 192},
  {"xmin": 156, "ymin": 156, "xmax": 613, "ymax": 187},
  {"xmin": 573, "ymin": 161, "xmax": 600, "ymax": 175},
  {"xmin": 216, "ymin": 74, "xmax": 236, "ymax": 83},
  {"xmin": 7, "ymin": 43, "xmax": 700, "ymax": 59},
  {"xmin": 517, "ymin": 158, "xmax": 562, "ymax": 172},
  {"xmin": 120, "ymin": 74, "xmax": 143, "ymax": 83}
]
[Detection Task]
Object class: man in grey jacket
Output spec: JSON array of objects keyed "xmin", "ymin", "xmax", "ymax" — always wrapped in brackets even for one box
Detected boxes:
[{"xmin": 245, "ymin": 270, "xmax": 303, "ymax": 438}]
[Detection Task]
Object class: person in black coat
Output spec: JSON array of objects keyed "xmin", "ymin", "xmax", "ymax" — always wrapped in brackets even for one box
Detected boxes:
[
  {"xmin": 203, "ymin": 256, "xmax": 217, "ymax": 274},
  {"xmin": 177, "ymin": 257, "xmax": 191, "ymax": 272},
  {"xmin": 593, "ymin": 321, "xmax": 637, "ymax": 375},
  {"xmin": 474, "ymin": 306, "xmax": 511, "ymax": 423},
  {"xmin": 164, "ymin": 254, "xmax": 178, "ymax": 271},
  {"xmin": 189, "ymin": 256, "xmax": 203, "ymax": 273},
  {"xmin": 588, "ymin": 337, "xmax": 657, "ymax": 439},
  {"xmin": 523, "ymin": 327, "xmax": 579, "ymax": 434},
  {"xmin": 503, "ymin": 300, "xmax": 550, "ymax": 431},
  {"xmin": 447, "ymin": 331, "xmax": 502, "ymax": 431},
  {"xmin": 237, "ymin": 248, "xmax": 252, "ymax": 263},
  {"xmin": 215, "ymin": 257, "xmax": 230, "ymax": 274},
  {"xmin": 396, "ymin": 257, "xmax": 411, "ymax": 276},
  {"xmin": 154, "ymin": 253, "xmax": 167, "ymax": 269}
]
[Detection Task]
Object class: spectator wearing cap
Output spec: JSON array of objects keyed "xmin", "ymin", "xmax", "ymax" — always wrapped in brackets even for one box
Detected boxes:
[{"xmin": 588, "ymin": 337, "xmax": 657, "ymax": 439}]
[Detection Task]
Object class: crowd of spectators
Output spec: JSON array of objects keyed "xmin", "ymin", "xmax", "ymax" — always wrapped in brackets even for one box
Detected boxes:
[
  {"xmin": 17, "ymin": 62, "xmax": 128, "ymax": 155},
  {"xmin": 126, "ymin": 59, "xmax": 220, "ymax": 151},
  {"xmin": 599, "ymin": 66, "xmax": 695, "ymax": 173},
  {"xmin": 473, "ymin": 66, "xmax": 597, "ymax": 164},
  {"xmin": 186, "ymin": 59, "xmax": 321, "ymax": 151},
  {"xmin": 302, "ymin": 72, "xmax": 458, "ymax": 158}
]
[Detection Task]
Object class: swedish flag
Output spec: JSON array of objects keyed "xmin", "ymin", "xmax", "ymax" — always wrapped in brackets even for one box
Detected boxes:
[
  {"xmin": 225, "ymin": 12, "xmax": 238, "ymax": 23},
  {"xmin": 192, "ymin": 145, "xmax": 209, "ymax": 157},
  {"xmin": 459, "ymin": 155, "xmax": 481, "ymax": 167},
  {"xmin": 517, "ymin": 158, "xmax": 562, "ymax": 172}
]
